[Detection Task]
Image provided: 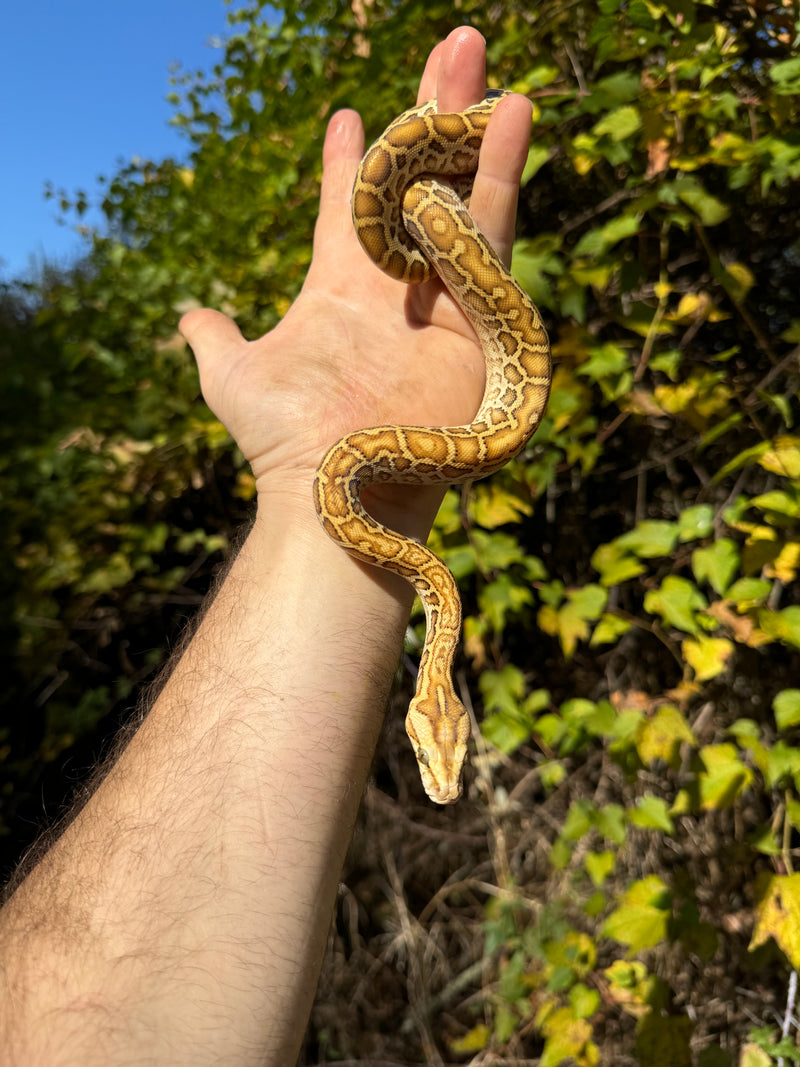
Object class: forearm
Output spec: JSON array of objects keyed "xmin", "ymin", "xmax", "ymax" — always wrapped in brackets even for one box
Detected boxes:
[{"xmin": 0, "ymin": 494, "xmax": 415, "ymax": 1066}]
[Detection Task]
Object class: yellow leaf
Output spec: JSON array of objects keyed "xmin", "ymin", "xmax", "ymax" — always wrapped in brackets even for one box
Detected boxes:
[
  {"xmin": 759, "ymin": 436, "xmax": 800, "ymax": 479},
  {"xmin": 603, "ymin": 960, "xmax": 660, "ymax": 1018},
  {"xmin": 449, "ymin": 1023, "xmax": 490, "ymax": 1054},
  {"xmin": 750, "ymin": 873, "xmax": 800, "ymax": 968},
  {"xmin": 740, "ymin": 1043, "xmax": 774, "ymax": 1067},
  {"xmin": 674, "ymin": 291, "xmax": 710, "ymax": 322},
  {"xmin": 573, "ymin": 154, "xmax": 596, "ymax": 176},
  {"xmin": 470, "ymin": 482, "xmax": 532, "ymax": 528},
  {"xmin": 538, "ymin": 1008, "xmax": 598, "ymax": 1067},
  {"xmin": 765, "ymin": 539, "xmax": 800, "ymax": 584},
  {"xmin": 682, "ymin": 635, "xmax": 734, "ymax": 682},
  {"xmin": 636, "ymin": 704, "xmax": 696, "ymax": 766}
]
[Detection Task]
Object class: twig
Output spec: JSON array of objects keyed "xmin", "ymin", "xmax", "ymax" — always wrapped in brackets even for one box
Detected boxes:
[{"xmin": 777, "ymin": 969, "xmax": 798, "ymax": 1067}]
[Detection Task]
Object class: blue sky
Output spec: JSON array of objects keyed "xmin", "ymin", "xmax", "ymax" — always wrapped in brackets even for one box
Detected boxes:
[{"xmin": 2, "ymin": 2, "xmax": 233, "ymax": 281}]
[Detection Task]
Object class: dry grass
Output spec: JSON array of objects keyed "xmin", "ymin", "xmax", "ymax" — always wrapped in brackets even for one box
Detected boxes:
[{"xmin": 297, "ymin": 678, "xmax": 790, "ymax": 1066}]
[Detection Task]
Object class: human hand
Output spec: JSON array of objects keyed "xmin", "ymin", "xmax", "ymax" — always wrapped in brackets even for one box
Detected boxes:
[{"xmin": 180, "ymin": 27, "xmax": 532, "ymax": 534}]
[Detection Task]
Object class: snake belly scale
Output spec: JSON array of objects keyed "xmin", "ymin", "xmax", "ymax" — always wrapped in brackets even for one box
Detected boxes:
[{"xmin": 312, "ymin": 91, "xmax": 552, "ymax": 804}]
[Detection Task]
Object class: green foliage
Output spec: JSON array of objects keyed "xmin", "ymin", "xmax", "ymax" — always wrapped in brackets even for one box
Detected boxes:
[{"xmin": 2, "ymin": 0, "xmax": 799, "ymax": 1062}]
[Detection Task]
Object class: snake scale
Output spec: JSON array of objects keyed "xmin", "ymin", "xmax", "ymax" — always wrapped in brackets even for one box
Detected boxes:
[{"xmin": 313, "ymin": 90, "xmax": 552, "ymax": 804}]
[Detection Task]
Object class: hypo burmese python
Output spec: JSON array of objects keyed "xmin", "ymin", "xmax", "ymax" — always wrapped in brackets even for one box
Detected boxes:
[{"xmin": 313, "ymin": 90, "xmax": 552, "ymax": 804}]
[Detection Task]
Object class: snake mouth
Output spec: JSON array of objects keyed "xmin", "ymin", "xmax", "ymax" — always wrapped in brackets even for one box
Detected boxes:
[{"xmin": 420, "ymin": 769, "xmax": 464, "ymax": 806}]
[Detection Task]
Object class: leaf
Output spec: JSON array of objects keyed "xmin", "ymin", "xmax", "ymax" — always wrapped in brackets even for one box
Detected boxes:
[
  {"xmin": 676, "ymin": 177, "xmax": 730, "ymax": 226},
  {"xmin": 739, "ymin": 1044, "xmax": 773, "ymax": 1067},
  {"xmin": 596, "ymin": 803, "xmax": 627, "ymax": 845},
  {"xmin": 682, "ymin": 635, "xmax": 734, "ymax": 682},
  {"xmin": 750, "ymin": 873, "xmax": 800, "ymax": 968},
  {"xmin": 758, "ymin": 436, "xmax": 800, "ymax": 479},
  {"xmin": 774, "ymin": 689, "xmax": 800, "ymax": 731},
  {"xmin": 635, "ymin": 1013, "xmax": 693, "ymax": 1067},
  {"xmin": 725, "ymin": 577, "xmax": 771, "ymax": 605},
  {"xmin": 449, "ymin": 1024, "xmax": 490, "ymax": 1054},
  {"xmin": 539, "ymin": 1009, "xmax": 597, "ymax": 1067},
  {"xmin": 677, "ymin": 504, "xmax": 714, "ymax": 542},
  {"xmin": 585, "ymin": 850, "xmax": 615, "ymax": 888},
  {"xmin": 590, "ymin": 613, "xmax": 632, "ymax": 646},
  {"xmin": 603, "ymin": 960, "xmax": 663, "ymax": 1018},
  {"xmin": 629, "ymin": 795, "xmax": 675, "ymax": 833},
  {"xmin": 521, "ymin": 143, "xmax": 552, "ymax": 185},
  {"xmin": 770, "ymin": 56, "xmax": 800, "ymax": 95},
  {"xmin": 478, "ymin": 572, "xmax": 534, "ymax": 633},
  {"xmin": 592, "ymin": 104, "xmax": 642, "ymax": 142},
  {"xmin": 538, "ymin": 584, "xmax": 608, "ymax": 657},
  {"xmin": 591, "ymin": 542, "xmax": 646, "ymax": 586},
  {"xmin": 616, "ymin": 520, "xmax": 679, "ymax": 558},
  {"xmin": 751, "ymin": 488, "xmax": 800, "ymax": 522},
  {"xmin": 602, "ymin": 875, "xmax": 671, "ymax": 952},
  {"xmin": 758, "ymin": 606, "xmax": 800, "ymax": 650},
  {"xmin": 574, "ymin": 217, "xmax": 640, "ymax": 258},
  {"xmin": 470, "ymin": 483, "xmax": 533, "ymax": 528},
  {"xmin": 691, "ymin": 538, "xmax": 740, "ymax": 595},
  {"xmin": 644, "ymin": 575, "xmax": 707, "ymax": 634},
  {"xmin": 697, "ymin": 743, "xmax": 753, "ymax": 810},
  {"xmin": 636, "ymin": 704, "xmax": 696, "ymax": 766}
]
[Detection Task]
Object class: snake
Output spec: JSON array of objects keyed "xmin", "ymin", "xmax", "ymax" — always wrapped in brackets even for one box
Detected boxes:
[{"xmin": 312, "ymin": 90, "xmax": 552, "ymax": 804}]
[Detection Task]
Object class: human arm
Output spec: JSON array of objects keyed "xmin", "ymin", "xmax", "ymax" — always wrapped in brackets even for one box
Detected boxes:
[{"xmin": 0, "ymin": 28, "xmax": 532, "ymax": 1067}]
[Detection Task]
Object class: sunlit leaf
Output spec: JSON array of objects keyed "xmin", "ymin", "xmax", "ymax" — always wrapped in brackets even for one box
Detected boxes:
[
  {"xmin": 602, "ymin": 875, "xmax": 671, "ymax": 952},
  {"xmin": 698, "ymin": 743, "xmax": 753, "ymax": 809},
  {"xmin": 774, "ymin": 689, "xmax": 800, "ymax": 731},
  {"xmin": 636, "ymin": 704, "xmax": 696, "ymax": 766},
  {"xmin": 691, "ymin": 538, "xmax": 739, "ymax": 595},
  {"xmin": 644, "ymin": 576, "xmax": 707, "ymax": 634},
  {"xmin": 682, "ymin": 635, "xmax": 734, "ymax": 682},
  {"xmin": 750, "ymin": 873, "xmax": 800, "ymax": 968}
]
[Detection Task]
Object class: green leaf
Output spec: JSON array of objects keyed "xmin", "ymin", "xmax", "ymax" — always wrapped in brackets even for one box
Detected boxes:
[
  {"xmin": 698, "ymin": 743, "xmax": 753, "ymax": 810},
  {"xmin": 596, "ymin": 803, "xmax": 627, "ymax": 845},
  {"xmin": 774, "ymin": 690, "xmax": 800, "ymax": 731},
  {"xmin": 691, "ymin": 538, "xmax": 740, "ymax": 595},
  {"xmin": 629, "ymin": 794, "xmax": 674, "ymax": 833},
  {"xmin": 591, "ymin": 542, "xmax": 646, "ymax": 586},
  {"xmin": 521, "ymin": 143, "xmax": 552, "ymax": 185},
  {"xmin": 675, "ymin": 177, "xmax": 730, "ymax": 226},
  {"xmin": 677, "ymin": 504, "xmax": 714, "ymax": 542},
  {"xmin": 585, "ymin": 850, "xmax": 615, "ymax": 888},
  {"xmin": 602, "ymin": 875, "xmax": 671, "ymax": 952},
  {"xmin": 725, "ymin": 577, "xmax": 771, "ymax": 605},
  {"xmin": 592, "ymin": 104, "xmax": 642, "ymax": 142},
  {"xmin": 644, "ymin": 575, "xmax": 707, "ymax": 634},
  {"xmin": 478, "ymin": 572, "xmax": 533, "ymax": 633},
  {"xmin": 770, "ymin": 56, "xmax": 800, "ymax": 95},
  {"xmin": 574, "ymin": 216, "xmax": 640, "ymax": 258},
  {"xmin": 616, "ymin": 520, "xmax": 679, "ymax": 558},
  {"xmin": 590, "ymin": 612, "xmax": 632, "ymax": 646},
  {"xmin": 758, "ymin": 606, "xmax": 800, "ymax": 651}
]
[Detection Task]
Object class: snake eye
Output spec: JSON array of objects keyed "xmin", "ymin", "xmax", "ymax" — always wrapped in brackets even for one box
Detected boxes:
[{"xmin": 418, "ymin": 749, "xmax": 430, "ymax": 767}]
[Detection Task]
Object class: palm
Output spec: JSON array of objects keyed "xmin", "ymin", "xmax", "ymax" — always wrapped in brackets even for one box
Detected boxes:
[{"xmin": 180, "ymin": 30, "xmax": 532, "ymax": 520}]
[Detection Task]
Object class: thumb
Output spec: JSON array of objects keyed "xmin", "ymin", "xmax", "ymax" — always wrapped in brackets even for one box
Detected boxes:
[{"xmin": 179, "ymin": 308, "xmax": 246, "ymax": 377}]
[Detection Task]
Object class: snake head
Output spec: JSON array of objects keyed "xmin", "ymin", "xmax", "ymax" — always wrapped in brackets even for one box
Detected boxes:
[{"xmin": 405, "ymin": 693, "xmax": 470, "ymax": 805}]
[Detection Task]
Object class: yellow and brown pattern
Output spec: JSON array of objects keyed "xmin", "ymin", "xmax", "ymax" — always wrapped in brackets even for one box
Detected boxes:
[{"xmin": 313, "ymin": 92, "xmax": 552, "ymax": 804}]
